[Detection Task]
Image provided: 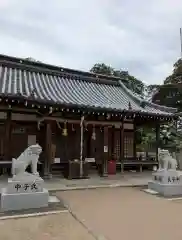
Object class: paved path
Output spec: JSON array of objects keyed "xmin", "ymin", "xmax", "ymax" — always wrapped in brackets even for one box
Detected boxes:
[
  {"xmin": 59, "ymin": 187, "xmax": 182, "ymax": 240},
  {"xmin": 0, "ymin": 212, "xmax": 95, "ymax": 240},
  {"xmin": 0, "ymin": 172, "xmax": 150, "ymax": 191},
  {"xmin": 45, "ymin": 172, "xmax": 151, "ymax": 191}
]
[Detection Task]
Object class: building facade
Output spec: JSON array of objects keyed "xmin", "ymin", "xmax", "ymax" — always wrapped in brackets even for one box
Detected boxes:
[{"xmin": 0, "ymin": 54, "xmax": 177, "ymax": 178}]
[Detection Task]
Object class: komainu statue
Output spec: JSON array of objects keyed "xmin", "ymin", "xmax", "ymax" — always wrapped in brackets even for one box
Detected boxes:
[
  {"xmin": 12, "ymin": 144, "xmax": 42, "ymax": 177},
  {"xmin": 158, "ymin": 148, "xmax": 177, "ymax": 171}
]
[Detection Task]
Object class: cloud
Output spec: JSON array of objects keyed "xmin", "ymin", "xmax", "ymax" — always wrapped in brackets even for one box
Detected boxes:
[{"xmin": 0, "ymin": 0, "xmax": 182, "ymax": 84}]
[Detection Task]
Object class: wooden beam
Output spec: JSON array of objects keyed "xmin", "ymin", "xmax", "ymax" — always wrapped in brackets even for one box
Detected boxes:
[
  {"xmin": 111, "ymin": 126, "xmax": 115, "ymax": 158},
  {"xmin": 0, "ymin": 106, "xmax": 38, "ymax": 113},
  {"xmin": 4, "ymin": 111, "xmax": 12, "ymax": 160},
  {"xmin": 120, "ymin": 119, "xmax": 124, "ymax": 173},
  {"xmin": 44, "ymin": 121, "xmax": 52, "ymax": 178},
  {"xmin": 37, "ymin": 116, "xmax": 123, "ymax": 126},
  {"xmin": 133, "ymin": 121, "xmax": 136, "ymax": 160},
  {"xmin": 102, "ymin": 126, "xmax": 109, "ymax": 176},
  {"xmin": 38, "ymin": 116, "xmax": 80, "ymax": 124},
  {"xmin": 156, "ymin": 123, "xmax": 160, "ymax": 163},
  {"xmin": 79, "ymin": 116, "xmax": 84, "ymax": 178},
  {"xmin": 86, "ymin": 121, "xmax": 121, "ymax": 127}
]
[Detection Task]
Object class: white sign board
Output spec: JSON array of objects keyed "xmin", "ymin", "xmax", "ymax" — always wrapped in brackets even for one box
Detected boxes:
[
  {"xmin": 54, "ymin": 158, "xmax": 60, "ymax": 164},
  {"xmin": 85, "ymin": 158, "xmax": 95, "ymax": 163},
  {"xmin": 104, "ymin": 146, "xmax": 108, "ymax": 153}
]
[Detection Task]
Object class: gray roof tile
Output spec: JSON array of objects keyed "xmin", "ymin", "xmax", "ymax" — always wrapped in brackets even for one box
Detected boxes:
[{"xmin": 0, "ymin": 62, "xmax": 177, "ymax": 117}]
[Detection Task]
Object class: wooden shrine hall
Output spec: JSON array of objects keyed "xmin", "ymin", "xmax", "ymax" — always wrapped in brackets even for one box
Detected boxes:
[{"xmin": 0, "ymin": 54, "xmax": 177, "ymax": 178}]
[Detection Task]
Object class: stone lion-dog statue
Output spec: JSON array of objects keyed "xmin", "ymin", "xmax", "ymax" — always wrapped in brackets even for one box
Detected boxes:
[
  {"xmin": 158, "ymin": 148, "xmax": 177, "ymax": 171},
  {"xmin": 12, "ymin": 144, "xmax": 42, "ymax": 177}
]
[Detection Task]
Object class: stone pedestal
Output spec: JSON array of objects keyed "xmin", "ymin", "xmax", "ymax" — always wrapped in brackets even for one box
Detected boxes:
[
  {"xmin": 148, "ymin": 170, "xmax": 182, "ymax": 197},
  {"xmin": 1, "ymin": 173, "xmax": 49, "ymax": 211},
  {"xmin": 176, "ymin": 151, "xmax": 182, "ymax": 170}
]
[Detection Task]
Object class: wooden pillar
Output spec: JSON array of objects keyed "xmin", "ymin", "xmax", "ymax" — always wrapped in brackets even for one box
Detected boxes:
[
  {"xmin": 111, "ymin": 126, "xmax": 115, "ymax": 158},
  {"xmin": 102, "ymin": 126, "xmax": 108, "ymax": 177},
  {"xmin": 4, "ymin": 111, "xmax": 12, "ymax": 160},
  {"xmin": 44, "ymin": 121, "xmax": 52, "ymax": 178},
  {"xmin": 120, "ymin": 120, "xmax": 124, "ymax": 173},
  {"xmin": 79, "ymin": 116, "xmax": 84, "ymax": 178},
  {"xmin": 133, "ymin": 121, "xmax": 136, "ymax": 160},
  {"xmin": 156, "ymin": 123, "xmax": 160, "ymax": 163}
]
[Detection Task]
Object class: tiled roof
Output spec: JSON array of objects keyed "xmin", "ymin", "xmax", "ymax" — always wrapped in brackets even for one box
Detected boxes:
[
  {"xmin": 118, "ymin": 80, "xmax": 177, "ymax": 115},
  {"xmin": 0, "ymin": 54, "xmax": 177, "ymax": 116}
]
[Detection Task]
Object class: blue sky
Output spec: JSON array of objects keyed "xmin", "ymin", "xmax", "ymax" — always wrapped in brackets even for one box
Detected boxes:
[{"xmin": 0, "ymin": 0, "xmax": 182, "ymax": 84}]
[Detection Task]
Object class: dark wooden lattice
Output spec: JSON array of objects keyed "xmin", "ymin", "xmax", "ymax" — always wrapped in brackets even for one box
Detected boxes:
[
  {"xmin": 113, "ymin": 130, "xmax": 120, "ymax": 161},
  {"xmin": 124, "ymin": 132, "xmax": 134, "ymax": 158}
]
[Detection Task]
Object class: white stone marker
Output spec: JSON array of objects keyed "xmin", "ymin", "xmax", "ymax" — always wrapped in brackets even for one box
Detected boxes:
[
  {"xmin": 1, "ymin": 144, "xmax": 49, "ymax": 211},
  {"xmin": 148, "ymin": 148, "xmax": 182, "ymax": 197}
]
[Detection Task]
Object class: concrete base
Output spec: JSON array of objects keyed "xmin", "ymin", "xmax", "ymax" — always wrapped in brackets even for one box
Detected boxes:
[
  {"xmin": 148, "ymin": 181, "xmax": 182, "ymax": 197},
  {"xmin": 1, "ymin": 188, "xmax": 49, "ymax": 211},
  {"xmin": 148, "ymin": 169, "xmax": 182, "ymax": 197}
]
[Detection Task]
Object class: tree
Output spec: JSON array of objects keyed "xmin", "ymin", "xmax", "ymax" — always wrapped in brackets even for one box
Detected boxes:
[
  {"xmin": 173, "ymin": 58, "xmax": 182, "ymax": 74},
  {"xmin": 90, "ymin": 63, "xmax": 145, "ymax": 96},
  {"xmin": 113, "ymin": 70, "xmax": 145, "ymax": 96},
  {"xmin": 90, "ymin": 63, "xmax": 114, "ymax": 76},
  {"xmin": 164, "ymin": 58, "xmax": 182, "ymax": 85},
  {"xmin": 151, "ymin": 59, "xmax": 182, "ymax": 152},
  {"xmin": 152, "ymin": 58, "xmax": 182, "ymax": 110}
]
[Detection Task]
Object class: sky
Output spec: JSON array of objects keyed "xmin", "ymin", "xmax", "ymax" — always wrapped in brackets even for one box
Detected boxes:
[{"xmin": 0, "ymin": 0, "xmax": 182, "ymax": 85}]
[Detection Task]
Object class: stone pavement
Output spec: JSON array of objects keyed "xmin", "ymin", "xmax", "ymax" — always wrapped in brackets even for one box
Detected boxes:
[
  {"xmin": 0, "ymin": 172, "xmax": 151, "ymax": 192},
  {"xmin": 45, "ymin": 172, "xmax": 151, "ymax": 191},
  {"xmin": 59, "ymin": 187, "xmax": 182, "ymax": 240},
  {"xmin": 0, "ymin": 212, "xmax": 95, "ymax": 240}
]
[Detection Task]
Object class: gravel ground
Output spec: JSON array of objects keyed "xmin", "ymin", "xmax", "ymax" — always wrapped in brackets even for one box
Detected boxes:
[
  {"xmin": 59, "ymin": 187, "xmax": 182, "ymax": 240},
  {"xmin": 0, "ymin": 212, "xmax": 95, "ymax": 240}
]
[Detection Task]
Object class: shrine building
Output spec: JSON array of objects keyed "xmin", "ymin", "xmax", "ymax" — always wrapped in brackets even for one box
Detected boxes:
[{"xmin": 0, "ymin": 54, "xmax": 177, "ymax": 178}]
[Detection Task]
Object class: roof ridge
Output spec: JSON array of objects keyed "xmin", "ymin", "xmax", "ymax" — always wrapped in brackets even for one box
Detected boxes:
[
  {"xmin": 118, "ymin": 80, "xmax": 177, "ymax": 113},
  {"xmin": 0, "ymin": 54, "xmax": 120, "ymax": 85}
]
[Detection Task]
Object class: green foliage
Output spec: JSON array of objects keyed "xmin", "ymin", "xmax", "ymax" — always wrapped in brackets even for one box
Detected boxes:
[
  {"xmin": 136, "ymin": 127, "xmax": 156, "ymax": 145},
  {"xmin": 90, "ymin": 63, "xmax": 144, "ymax": 96},
  {"xmin": 114, "ymin": 70, "xmax": 144, "ymax": 96},
  {"xmin": 159, "ymin": 122, "xmax": 182, "ymax": 151},
  {"xmin": 136, "ymin": 123, "xmax": 182, "ymax": 152},
  {"xmin": 173, "ymin": 58, "xmax": 182, "ymax": 74},
  {"xmin": 90, "ymin": 63, "xmax": 114, "ymax": 76},
  {"xmin": 91, "ymin": 62, "xmax": 182, "ymax": 152},
  {"xmin": 152, "ymin": 58, "xmax": 182, "ymax": 111},
  {"xmin": 163, "ymin": 58, "xmax": 182, "ymax": 85}
]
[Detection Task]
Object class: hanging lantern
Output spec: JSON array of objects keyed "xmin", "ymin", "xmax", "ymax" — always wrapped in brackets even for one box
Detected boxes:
[
  {"xmin": 92, "ymin": 125, "xmax": 96, "ymax": 140},
  {"xmin": 62, "ymin": 122, "xmax": 68, "ymax": 136}
]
